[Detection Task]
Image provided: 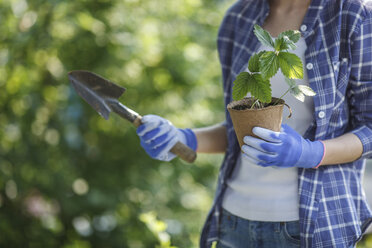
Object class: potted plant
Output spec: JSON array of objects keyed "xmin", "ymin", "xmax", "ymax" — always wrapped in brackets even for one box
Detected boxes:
[{"xmin": 228, "ymin": 25, "xmax": 316, "ymax": 147}]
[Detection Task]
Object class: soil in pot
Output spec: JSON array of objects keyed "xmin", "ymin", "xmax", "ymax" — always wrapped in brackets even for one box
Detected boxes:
[{"xmin": 232, "ymin": 100, "xmax": 279, "ymax": 110}]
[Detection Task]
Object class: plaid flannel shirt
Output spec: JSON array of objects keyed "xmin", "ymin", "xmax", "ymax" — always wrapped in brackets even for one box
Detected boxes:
[{"xmin": 200, "ymin": 0, "xmax": 372, "ymax": 247}]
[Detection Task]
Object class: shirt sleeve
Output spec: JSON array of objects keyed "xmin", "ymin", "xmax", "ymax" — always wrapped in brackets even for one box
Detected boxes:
[{"xmin": 349, "ymin": 8, "xmax": 372, "ymax": 159}]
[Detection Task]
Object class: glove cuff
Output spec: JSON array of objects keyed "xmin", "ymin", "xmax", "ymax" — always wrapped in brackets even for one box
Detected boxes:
[
  {"xmin": 297, "ymin": 139, "xmax": 325, "ymax": 168},
  {"xmin": 179, "ymin": 128, "xmax": 198, "ymax": 151},
  {"xmin": 313, "ymin": 141, "xmax": 326, "ymax": 169}
]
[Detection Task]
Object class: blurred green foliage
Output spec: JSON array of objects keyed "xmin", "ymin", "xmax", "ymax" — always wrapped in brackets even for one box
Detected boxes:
[
  {"xmin": 0, "ymin": 0, "xmax": 233, "ymax": 247},
  {"xmin": 1, "ymin": 0, "xmax": 371, "ymax": 247}
]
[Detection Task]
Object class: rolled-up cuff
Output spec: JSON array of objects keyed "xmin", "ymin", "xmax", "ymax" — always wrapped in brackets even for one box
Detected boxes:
[{"xmin": 351, "ymin": 126, "xmax": 372, "ymax": 159}]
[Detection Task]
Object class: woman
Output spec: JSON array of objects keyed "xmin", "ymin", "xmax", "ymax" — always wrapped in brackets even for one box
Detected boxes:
[{"xmin": 136, "ymin": 0, "xmax": 372, "ymax": 247}]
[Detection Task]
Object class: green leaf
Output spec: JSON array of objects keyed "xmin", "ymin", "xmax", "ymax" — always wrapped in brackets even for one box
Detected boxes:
[
  {"xmin": 253, "ymin": 24, "xmax": 274, "ymax": 48},
  {"xmin": 278, "ymin": 30, "xmax": 301, "ymax": 43},
  {"xmin": 232, "ymin": 72, "xmax": 272, "ymax": 103},
  {"xmin": 259, "ymin": 51, "xmax": 279, "ymax": 79},
  {"xmin": 274, "ymin": 38, "xmax": 284, "ymax": 51},
  {"xmin": 250, "ymin": 74, "xmax": 272, "ymax": 103},
  {"xmin": 283, "ymin": 36, "xmax": 297, "ymax": 50},
  {"xmin": 285, "ymin": 78, "xmax": 304, "ymax": 102},
  {"xmin": 298, "ymin": 85, "xmax": 316, "ymax": 96},
  {"xmin": 248, "ymin": 51, "xmax": 264, "ymax": 73},
  {"xmin": 232, "ymin": 72, "xmax": 251, "ymax": 101},
  {"xmin": 275, "ymin": 36, "xmax": 297, "ymax": 51},
  {"xmin": 278, "ymin": 52, "xmax": 303, "ymax": 79},
  {"xmin": 290, "ymin": 85, "xmax": 305, "ymax": 102},
  {"xmin": 284, "ymin": 77, "xmax": 297, "ymax": 88},
  {"xmin": 284, "ymin": 78, "xmax": 316, "ymax": 101}
]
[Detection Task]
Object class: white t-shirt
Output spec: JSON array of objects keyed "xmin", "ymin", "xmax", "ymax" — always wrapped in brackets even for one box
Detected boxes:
[{"xmin": 222, "ymin": 37, "xmax": 314, "ymax": 221}]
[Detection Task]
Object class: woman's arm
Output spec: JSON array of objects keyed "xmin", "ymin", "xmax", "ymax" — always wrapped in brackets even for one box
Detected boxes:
[
  {"xmin": 192, "ymin": 122, "xmax": 227, "ymax": 153},
  {"xmin": 319, "ymin": 133, "xmax": 363, "ymax": 166}
]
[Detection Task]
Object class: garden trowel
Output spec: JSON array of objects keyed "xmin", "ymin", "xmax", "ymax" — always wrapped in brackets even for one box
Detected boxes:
[{"xmin": 68, "ymin": 70, "xmax": 197, "ymax": 163}]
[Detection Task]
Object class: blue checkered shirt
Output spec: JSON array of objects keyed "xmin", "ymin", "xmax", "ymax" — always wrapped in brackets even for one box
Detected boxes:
[{"xmin": 200, "ymin": 0, "xmax": 372, "ymax": 247}]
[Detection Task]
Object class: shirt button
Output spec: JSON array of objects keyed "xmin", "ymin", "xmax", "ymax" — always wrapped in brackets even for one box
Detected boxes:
[
  {"xmin": 306, "ymin": 63, "xmax": 313, "ymax": 70},
  {"xmin": 300, "ymin": 25, "xmax": 307, "ymax": 32},
  {"xmin": 318, "ymin": 111, "xmax": 325, "ymax": 118}
]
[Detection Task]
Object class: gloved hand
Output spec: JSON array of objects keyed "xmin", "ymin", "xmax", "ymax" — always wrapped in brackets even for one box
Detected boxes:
[
  {"xmin": 136, "ymin": 115, "xmax": 197, "ymax": 161},
  {"xmin": 242, "ymin": 124, "xmax": 325, "ymax": 168}
]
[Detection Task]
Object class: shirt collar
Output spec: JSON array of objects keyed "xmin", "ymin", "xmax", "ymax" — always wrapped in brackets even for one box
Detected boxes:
[
  {"xmin": 301, "ymin": 0, "xmax": 324, "ymax": 38},
  {"xmin": 259, "ymin": 0, "xmax": 324, "ymax": 38}
]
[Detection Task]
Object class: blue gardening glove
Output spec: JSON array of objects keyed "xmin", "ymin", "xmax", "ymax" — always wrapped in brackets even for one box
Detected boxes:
[
  {"xmin": 242, "ymin": 124, "xmax": 325, "ymax": 168},
  {"xmin": 136, "ymin": 115, "xmax": 197, "ymax": 161}
]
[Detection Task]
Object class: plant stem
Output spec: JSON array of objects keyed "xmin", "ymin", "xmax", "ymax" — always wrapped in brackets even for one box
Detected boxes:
[
  {"xmin": 274, "ymin": 88, "xmax": 291, "ymax": 105},
  {"xmin": 250, "ymin": 99, "xmax": 261, "ymax": 109}
]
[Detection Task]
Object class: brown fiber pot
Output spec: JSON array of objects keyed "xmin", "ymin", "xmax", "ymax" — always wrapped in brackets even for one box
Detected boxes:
[{"xmin": 227, "ymin": 97, "xmax": 291, "ymax": 148}]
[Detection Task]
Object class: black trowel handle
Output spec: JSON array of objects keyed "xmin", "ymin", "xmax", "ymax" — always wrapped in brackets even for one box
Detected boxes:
[{"xmin": 110, "ymin": 102, "xmax": 197, "ymax": 163}]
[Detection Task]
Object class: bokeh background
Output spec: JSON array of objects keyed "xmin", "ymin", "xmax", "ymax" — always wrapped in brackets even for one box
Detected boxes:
[{"xmin": 1, "ymin": 0, "xmax": 372, "ymax": 247}]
